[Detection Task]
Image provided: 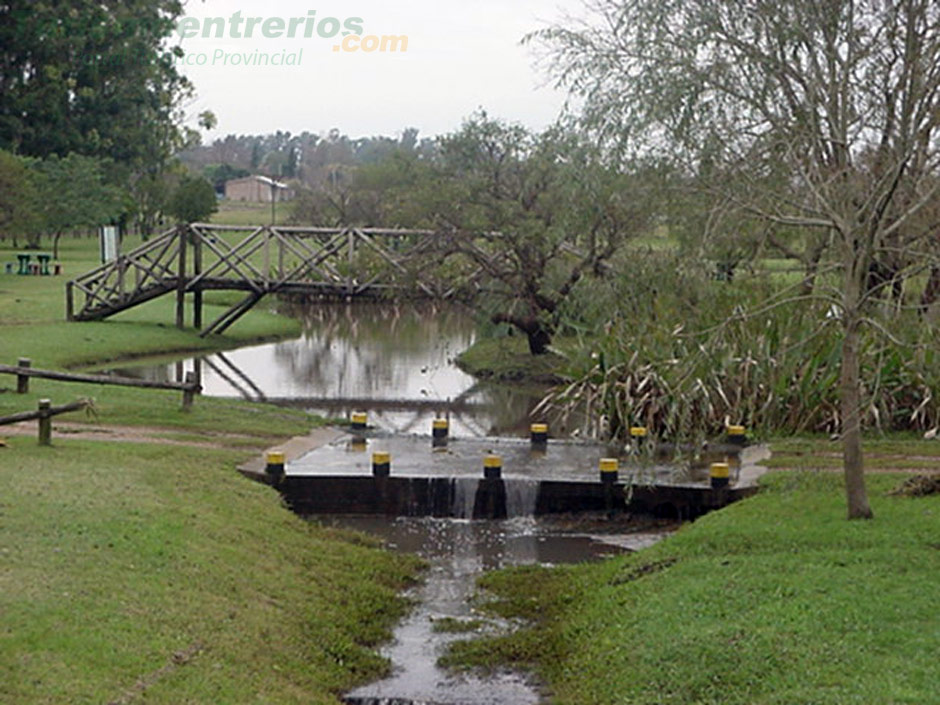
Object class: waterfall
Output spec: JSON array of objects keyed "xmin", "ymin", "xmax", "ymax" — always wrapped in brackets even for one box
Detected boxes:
[
  {"xmin": 451, "ymin": 477, "xmax": 480, "ymax": 519},
  {"xmin": 504, "ymin": 479, "xmax": 539, "ymax": 518}
]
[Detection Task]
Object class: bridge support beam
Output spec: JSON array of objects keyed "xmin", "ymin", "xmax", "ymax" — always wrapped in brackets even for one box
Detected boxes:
[
  {"xmin": 199, "ymin": 291, "xmax": 265, "ymax": 338},
  {"xmin": 193, "ymin": 229, "xmax": 203, "ymax": 330},
  {"xmin": 176, "ymin": 226, "xmax": 188, "ymax": 330}
]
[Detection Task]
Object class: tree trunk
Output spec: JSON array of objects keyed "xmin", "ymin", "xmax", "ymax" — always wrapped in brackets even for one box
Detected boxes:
[
  {"xmin": 492, "ymin": 312, "xmax": 554, "ymax": 355},
  {"xmin": 840, "ymin": 306, "xmax": 874, "ymax": 520},
  {"xmin": 526, "ymin": 326, "xmax": 553, "ymax": 355}
]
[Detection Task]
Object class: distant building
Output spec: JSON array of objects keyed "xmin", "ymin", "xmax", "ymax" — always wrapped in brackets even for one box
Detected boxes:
[{"xmin": 224, "ymin": 175, "xmax": 294, "ymax": 203}]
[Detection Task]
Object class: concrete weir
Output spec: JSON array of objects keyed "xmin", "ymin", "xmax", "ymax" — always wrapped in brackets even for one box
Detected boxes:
[{"xmin": 240, "ymin": 431, "xmax": 769, "ymax": 520}]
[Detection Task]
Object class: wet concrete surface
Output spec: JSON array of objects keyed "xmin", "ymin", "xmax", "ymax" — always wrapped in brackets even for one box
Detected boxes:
[
  {"xmin": 315, "ymin": 514, "xmax": 675, "ymax": 705},
  {"xmin": 287, "ymin": 434, "xmax": 733, "ymax": 485}
]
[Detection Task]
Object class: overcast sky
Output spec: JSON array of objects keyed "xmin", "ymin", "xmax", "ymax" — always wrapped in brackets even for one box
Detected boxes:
[{"xmin": 176, "ymin": 0, "xmax": 586, "ymax": 142}]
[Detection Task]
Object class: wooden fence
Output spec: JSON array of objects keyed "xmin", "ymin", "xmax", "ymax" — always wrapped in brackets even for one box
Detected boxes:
[{"xmin": 0, "ymin": 358, "xmax": 200, "ymax": 410}]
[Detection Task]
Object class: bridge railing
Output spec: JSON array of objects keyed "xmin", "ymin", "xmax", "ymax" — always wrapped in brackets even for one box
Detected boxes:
[
  {"xmin": 66, "ymin": 228, "xmax": 182, "ymax": 320},
  {"xmin": 65, "ymin": 224, "xmax": 492, "ymax": 328}
]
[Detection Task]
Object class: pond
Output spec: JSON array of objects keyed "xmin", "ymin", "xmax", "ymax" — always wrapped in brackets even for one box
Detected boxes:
[{"xmin": 110, "ymin": 302, "xmax": 580, "ymax": 438}]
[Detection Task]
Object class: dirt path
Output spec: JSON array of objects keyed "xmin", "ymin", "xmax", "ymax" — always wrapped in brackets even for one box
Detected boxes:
[{"xmin": 0, "ymin": 420, "xmax": 274, "ymax": 450}]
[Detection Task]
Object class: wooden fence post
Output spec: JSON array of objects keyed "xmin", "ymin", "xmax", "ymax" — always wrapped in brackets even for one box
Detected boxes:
[
  {"xmin": 38, "ymin": 399, "xmax": 52, "ymax": 446},
  {"xmin": 182, "ymin": 371, "xmax": 197, "ymax": 411},
  {"xmin": 17, "ymin": 358, "xmax": 31, "ymax": 394}
]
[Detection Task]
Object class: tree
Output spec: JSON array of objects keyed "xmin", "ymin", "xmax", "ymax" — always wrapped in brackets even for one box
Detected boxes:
[
  {"xmin": 166, "ymin": 175, "xmax": 218, "ymax": 224},
  {"xmin": 31, "ymin": 153, "xmax": 125, "ymax": 258},
  {"xmin": 425, "ymin": 114, "xmax": 649, "ymax": 355},
  {"xmin": 0, "ymin": 149, "xmax": 42, "ymax": 247},
  {"xmin": 0, "ymin": 1, "xmax": 190, "ymax": 165},
  {"xmin": 533, "ymin": 0, "xmax": 940, "ymax": 519}
]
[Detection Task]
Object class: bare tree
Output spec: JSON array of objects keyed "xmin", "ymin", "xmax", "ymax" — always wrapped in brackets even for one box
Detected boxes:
[{"xmin": 533, "ymin": 0, "xmax": 940, "ymax": 518}]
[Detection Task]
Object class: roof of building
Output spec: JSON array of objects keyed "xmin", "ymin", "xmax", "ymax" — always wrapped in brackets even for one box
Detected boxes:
[{"xmin": 225, "ymin": 175, "xmax": 290, "ymax": 189}]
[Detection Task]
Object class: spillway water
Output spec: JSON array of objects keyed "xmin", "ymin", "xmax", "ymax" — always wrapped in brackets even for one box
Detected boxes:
[{"xmin": 316, "ymin": 515, "xmax": 674, "ymax": 705}]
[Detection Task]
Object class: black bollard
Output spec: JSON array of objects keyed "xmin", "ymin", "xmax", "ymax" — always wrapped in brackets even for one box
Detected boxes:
[
  {"xmin": 372, "ymin": 451, "xmax": 391, "ymax": 478},
  {"xmin": 530, "ymin": 423, "xmax": 548, "ymax": 449},
  {"xmin": 484, "ymin": 454, "xmax": 502, "ymax": 480},
  {"xmin": 432, "ymin": 419, "xmax": 449, "ymax": 447},
  {"xmin": 265, "ymin": 451, "xmax": 285, "ymax": 478},
  {"xmin": 710, "ymin": 462, "xmax": 730, "ymax": 489}
]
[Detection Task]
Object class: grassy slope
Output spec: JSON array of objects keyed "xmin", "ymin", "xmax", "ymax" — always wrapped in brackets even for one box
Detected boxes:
[
  {"xmin": 0, "ymin": 438, "xmax": 420, "ymax": 704},
  {"xmin": 0, "ymin": 235, "xmax": 422, "ymax": 704},
  {"xmin": 448, "ymin": 463, "xmax": 939, "ymax": 705}
]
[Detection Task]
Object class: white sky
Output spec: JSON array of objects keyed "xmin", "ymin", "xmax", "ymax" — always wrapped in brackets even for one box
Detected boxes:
[{"xmin": 177, "ymin": 0, "xmax": 586, "ymax": 141}]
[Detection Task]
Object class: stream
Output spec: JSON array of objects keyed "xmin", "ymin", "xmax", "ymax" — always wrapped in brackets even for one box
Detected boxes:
[
  {"xmin": 109, "ymin": 302, "xmax": 671, "ymax": 704},
  {"xmin": 324, "ymin": 515, "xmax": 673, "ymax": 705}
]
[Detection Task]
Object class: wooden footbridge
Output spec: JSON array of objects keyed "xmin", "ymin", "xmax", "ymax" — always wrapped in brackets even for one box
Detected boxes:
[{"xmin": 66, "ymin": 224, "xmax": 487, "ymax": 336}]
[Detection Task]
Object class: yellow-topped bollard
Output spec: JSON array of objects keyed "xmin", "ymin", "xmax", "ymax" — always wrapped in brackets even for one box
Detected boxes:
[
  {"xmin": 726, "ymin": 425, "xmax": 747, "ymax": 445},
  {"xmin": 629, "ymin": 426, "xmax": 648, "ymax": 451},
  {"xmin": 372, "ymin": 451, "xmax": 391, "ymax": 477},
  {"xmin": 432, "ymin": 418, "xmax": 449, "ymax": 447},
  {"xmin": 265, "ymin": 451, "xmax": 286, "ymax": 477},
  {"xmin": 710, "ymin": 462, "xmax": 730, "ymax": 489},
  {"xmin": 484, "ymin": 454, "xmax": 503, "ymax": 480},
  {"xmin": 530, "ymin": 423, "xmax": 549, "ymax": 448},
  {"xmin": 599, "ymin": 457, "xmax": 619, "ymax": 483},
  {"xmin": 351, "ymin": 412, "xmax": 368, "ymax": 431}
]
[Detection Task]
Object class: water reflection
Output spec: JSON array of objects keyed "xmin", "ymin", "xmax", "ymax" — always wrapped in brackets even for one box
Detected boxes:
[{"xmin": 109, "ymin": 303, "xmax": 578, "ymax": 438}]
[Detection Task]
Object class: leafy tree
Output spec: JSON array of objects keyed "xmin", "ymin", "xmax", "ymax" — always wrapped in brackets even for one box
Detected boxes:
[
  {"xmin": 533, "ymin": 0, "xmax": 940, "ymax": 519},
  {"xmin": 425, "ymin": 114, "xmax": 650, "ymax": 355},
  {"xmin": 166, "ymin": 175, "xmax": 218, "ymax": 224},
  {"xmin": 0, "ymin": 1, "xmax": 190, "ymax": 165},
  {"xmin": 0, "ymin": 149, "xmax": 42, "ymax": 247},
  {"xmin": 31, "ymin": 153, "xmax": 125, "ymax": 257}
]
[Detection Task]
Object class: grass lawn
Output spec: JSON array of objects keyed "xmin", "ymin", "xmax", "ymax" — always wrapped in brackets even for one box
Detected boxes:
[
  {"xmin": 0, "ymin": 233, "xmax": 424, "ymax": 703},
  {"xmin": 445, "ymin": 460, "xmax": 939, "ymax": 704},
  {"xmin": 0, "ymin": 236, "xmax": 301, "ymax": 426},
  {"xmin": 0, "ymin": 437, "xmax": 420, "ymax": 704},
  {"xmin": 210, "ymin": 199, "xmax": 294, "ymax": 226},
  {"xmin": 455, "ymin": 334, "xmax": 568, "ymax": 384}
]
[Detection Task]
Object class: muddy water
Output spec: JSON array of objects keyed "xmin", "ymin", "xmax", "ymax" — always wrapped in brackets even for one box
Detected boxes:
[
  {"xmin": 109, "ymin": 302, "xmax": 577, "ymax": 438},
  {"xmin": 313, "ymin": 515, "xmax": 673, "ymax": 705}
]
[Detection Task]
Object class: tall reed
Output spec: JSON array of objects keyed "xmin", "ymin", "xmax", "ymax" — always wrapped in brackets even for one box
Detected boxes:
[{"xmin": 546, "ymin": 253, "xmax": 940, "ymax": 440}]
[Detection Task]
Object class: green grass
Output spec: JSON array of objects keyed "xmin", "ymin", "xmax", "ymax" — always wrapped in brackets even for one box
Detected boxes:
[
  {"xmin": 0, "ymin": 437, "xmax": 421, "ymax": 704},
  {"xmin": 455, "ymin": 335, "xmax": 567, "ymax": 383},
  {"xmin": 0, "ymin": 235, "xmax": 301, "ymax": 426},
  {"xmin": 1, "ymin": 236, "xmax": 300, "ymax": 369},
  {"xmin": 1, "ymin": 233, "xmax": 426, "ymax": 703},
  {"xmin": 211, "ymin": 200, "xmax": 294, "ymax": 226},
  {"xmin": 446, "ymin": 471, "xmax": 939, "ymax": 704},
  {"xmin": 764, "ymin": 436, "xmax": 940, "ymax": 470}
]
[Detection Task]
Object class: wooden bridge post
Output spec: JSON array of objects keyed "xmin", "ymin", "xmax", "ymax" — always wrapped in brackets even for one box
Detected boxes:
[
  {"xmin": 66, "ymin": 281, "xmax": 75, "ymax": 321},
  {"xmin": 176, "ymin": 226, "xmax": 188, "ymax": 330},
  {"xmin": 347, "ymin": 228, "xmax": 356, "ymax": 296},
  {"xmin": 192, "ymin": 228, "xmax": 203, "ymax": 330}
]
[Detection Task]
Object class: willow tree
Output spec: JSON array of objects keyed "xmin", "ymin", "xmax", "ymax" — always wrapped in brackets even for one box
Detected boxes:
[{"xmin": 533, "ymin": 1, "xmax": 940, "ymax": 519}]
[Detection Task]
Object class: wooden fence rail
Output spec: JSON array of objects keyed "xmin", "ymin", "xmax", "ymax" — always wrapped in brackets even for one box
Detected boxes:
[
  {"xmin": 0, "ymin": 359, "xmax": 200, "ymax": 410},
  {"xmin": 0, "ymin": 398, "xmax": 92, "ymax": 445}
]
